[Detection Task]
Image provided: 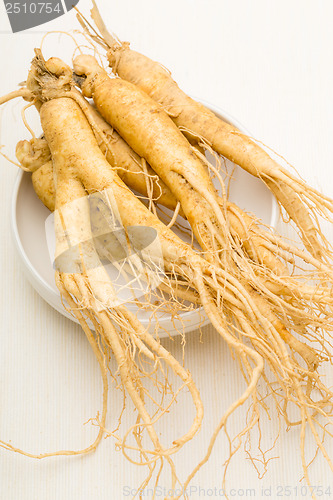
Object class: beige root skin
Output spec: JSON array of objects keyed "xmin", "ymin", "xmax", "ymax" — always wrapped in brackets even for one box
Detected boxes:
[
  {"xmin": 0, "ymin": 270, "xmax": 110, "ymax": 460},
  {"xmin": 13, "ymin": 55, "xmax": 288, "ymax": 284},
  {"xmin": 87, "ymin": 8, "xmax": 333, "ymax": 263},
  {"xmin": 85, "ymin": 102, "xmax": 179, "ymax": 211},
  {"xmin": 21, "ymin": 140, "xmax": 200, "ymax": 308},
  {"xmin": 1, "ymin": 57, "xmax": 205, "ymax": 484},
  {"xmin": 15, "ymin": 138, "xmax": 55, "ymax": 212},
  {"xmin": 74, "ymin": 57, "xmax": 322, "ymax": 323},
  {"xmin": 82, "ymin": 94, "xmax": 285, "ymax": 276},
  {"xmin": 31, "ymin": 161, "xmax": 55, "ymax": 211},
  {"xmin": 120, "ymin": 49, "xmax": 332, "ymax": 261},
  {"xmin": 16, "ymin": 137, "xmax": 51, "ymax": 172}
]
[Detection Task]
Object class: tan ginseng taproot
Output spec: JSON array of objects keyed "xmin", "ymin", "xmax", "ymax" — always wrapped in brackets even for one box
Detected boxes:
[
  {"xmin": 83, "ymin": 1, "xmax": 333, "ymax": 263},
  {"xmin": 1, "ymin": 51, "xmax": 333, "ymax": 494}
]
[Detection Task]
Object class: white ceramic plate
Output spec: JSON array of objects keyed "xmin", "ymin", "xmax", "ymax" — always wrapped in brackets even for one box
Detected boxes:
[{"xmin": 11, "ymin": 102, "xmax": 278, "ymax": 336}]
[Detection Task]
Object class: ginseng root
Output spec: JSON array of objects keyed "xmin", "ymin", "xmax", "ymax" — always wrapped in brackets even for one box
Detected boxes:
[{"xmin": 2, "ymin": 48, "xmax": 333, "ymax": 495}]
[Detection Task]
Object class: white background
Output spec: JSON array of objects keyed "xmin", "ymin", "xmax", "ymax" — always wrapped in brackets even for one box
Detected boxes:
[{"xmin": 0, "ymin": 1, "xmax": 333, "ymax": 499}]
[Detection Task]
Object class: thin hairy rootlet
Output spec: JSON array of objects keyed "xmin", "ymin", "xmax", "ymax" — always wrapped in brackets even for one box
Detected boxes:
[
  {"xmin": 1, "ymin": 51, "xmax": 333, "ymax": 498},
  {"xmin": 82, "ymin": 1, "xmax": 333, "ymax": 265}
]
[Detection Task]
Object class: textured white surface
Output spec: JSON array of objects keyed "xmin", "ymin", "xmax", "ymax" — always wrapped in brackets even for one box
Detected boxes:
[{"xmin": 0, "ymin": 1, "xmax": 333, "ymax": 499}]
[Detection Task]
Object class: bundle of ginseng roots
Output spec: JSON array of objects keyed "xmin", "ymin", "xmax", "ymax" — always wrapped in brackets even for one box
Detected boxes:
[{"xmin": 1, "ymin": 15, "xmax": 333, "ymax": 499}]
